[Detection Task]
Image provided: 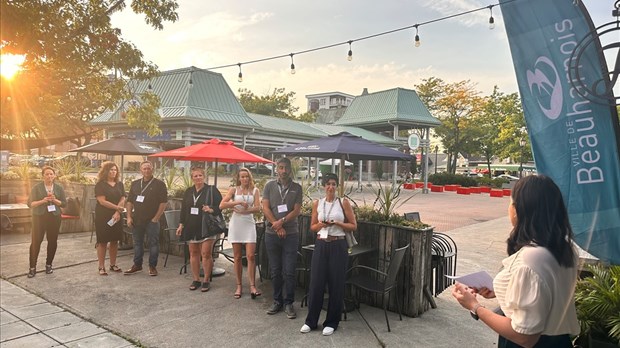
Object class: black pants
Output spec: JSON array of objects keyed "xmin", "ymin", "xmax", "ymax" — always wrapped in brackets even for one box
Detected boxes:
[
  {"xmin": 30, "ymin": 214, "xmax": 61, "ymax": 268},
  {"xmin": 498, "ymin": 334, "xmax": 572, "ymax": 347},
  {"xmin": 304, "ymin": 239, "xmax": 348, "ymax": 330}
]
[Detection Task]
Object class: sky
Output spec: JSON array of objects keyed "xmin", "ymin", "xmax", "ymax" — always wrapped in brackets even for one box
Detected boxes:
[{"xmin": 110, "ymin": 0, "xmax": 615, "ymax": 113}]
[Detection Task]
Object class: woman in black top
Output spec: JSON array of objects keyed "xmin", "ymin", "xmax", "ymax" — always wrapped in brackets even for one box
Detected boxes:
[
  {"xmin": 176, "ymin": 167, "xmax": 223, "ymax": 292},
  {"xmin": 27, "ymin": 166, "xmax": 67, "ymax": 278},
  {"xmin": 94, "ymin": 161, "xmax": 126, "ymax": 275}
]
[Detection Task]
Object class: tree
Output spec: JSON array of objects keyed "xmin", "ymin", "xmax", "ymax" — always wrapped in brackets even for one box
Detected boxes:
[
  {"xmin": 238, "ymin": 87, "xmax": 299, "ymax": 119},
  {"xmin": 0, "ymin": 0, "xmax": 179, "ymax": 145},
  {"xmin": 470, "ymin": 87, "xmax": 523, "ymax": 177},
  {"xmin": 415, "ymin": 78, "xmax": 484, "ymax": 174}
]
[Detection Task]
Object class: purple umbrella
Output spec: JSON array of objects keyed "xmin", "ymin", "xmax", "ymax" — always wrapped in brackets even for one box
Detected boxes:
[{"xmin": 273, "ymin": 132, "xmax": 413, "ymax": 194}]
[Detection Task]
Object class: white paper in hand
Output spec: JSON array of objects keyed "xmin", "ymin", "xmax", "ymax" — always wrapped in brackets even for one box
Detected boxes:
[
  {"xmin": 446, "ymin": 271, "xmax": 494, "ymax": 291},
  {"xmin": 107, "ymin": 218, "xmax": 117, "ymax": 227}
]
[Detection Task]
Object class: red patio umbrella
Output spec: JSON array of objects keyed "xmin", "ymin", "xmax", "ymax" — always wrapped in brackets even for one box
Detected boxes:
[{"xmin": 150, "ymin": 138, "xmax": 272, "ymax": 185}]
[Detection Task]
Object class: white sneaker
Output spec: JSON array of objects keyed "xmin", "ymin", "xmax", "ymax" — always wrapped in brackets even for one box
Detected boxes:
[
  {"xmin": 300, "ymin": 324, "xmax": 311, "ymax": 333},
  {"xmin": 322, "ymin": 326, "xmax": 334, "ymax": 336}
]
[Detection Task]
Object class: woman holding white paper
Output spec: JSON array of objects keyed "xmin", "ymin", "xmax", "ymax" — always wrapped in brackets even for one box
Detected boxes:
[
  {"xmin": 94, "ymin": 161, "xmax": 126, "ymax": 275},
  {"xmin": 452, "ymin": 175, "xmax": 579, "ymax": 348},
  {"xmin": 301, "ymin": 173, "xmax": 357, "ymax": 336}
]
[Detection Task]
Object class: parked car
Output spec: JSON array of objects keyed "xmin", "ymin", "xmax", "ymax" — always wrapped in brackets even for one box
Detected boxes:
[
  {"xmin": 248, "ymin": 164, "xmax": 274, "ymax": 176},
  {"xmin": 296, "ymin": 166, "xmax": 322, "ymax": 180},
  {"xmin": 495, "ymin": 174, "xmax": 519, "ymax": 181}
]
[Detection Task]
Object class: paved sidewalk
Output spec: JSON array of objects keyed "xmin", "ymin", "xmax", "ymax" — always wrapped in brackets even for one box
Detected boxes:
[{"xmin": 1, "ymin": 189, "xmax": 512, "ymax": 347}]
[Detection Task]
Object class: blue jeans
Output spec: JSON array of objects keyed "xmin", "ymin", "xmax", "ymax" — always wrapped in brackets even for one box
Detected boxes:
[
  {"xmin": 132, "ymin": 221, "xmax": 160, "ymax": 267},
  {"xmin": 265, "ymin": 232, "xmax": 299, "ymax": 305}
]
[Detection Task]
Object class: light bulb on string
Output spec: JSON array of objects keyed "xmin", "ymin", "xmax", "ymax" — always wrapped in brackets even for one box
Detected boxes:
[
  {"xmin": 414, "ymin": 25, "xmax": 421, "ymax": 47},
  {"xmin": 147, "ymin": 83, "xmax": 153, "ymax": 92},
  {"xmin": 237, "ymin": 63, "xmax": 243, "ymax": 82},
  {"xmin": 347, "ymin": 40, "xmax": 353, "ymax": 61},
  {"xmin": 488, "ymin": 6, "xmax": 495, "ymax": 30},
  {"xmin": 289, "ymin": 53, "xmax": 296, "ymax": 75}
]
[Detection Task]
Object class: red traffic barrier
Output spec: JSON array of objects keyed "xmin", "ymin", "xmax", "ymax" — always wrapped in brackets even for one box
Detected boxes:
[
  {"xmin": 469, "ymin": 187, "xmax": 481, "ymax": 194},
  {"xmin": 503, "ymin": 189, "xmax": 512, "ymax": 196},
  {"xmin": 456, "ymin": 187, "xmax": 471, "ymax": 195},
  {"xmin": 479, "ymin": 186, "xmax": 492, "ymax": 193},
  {"xmin": 430, "ymin": 185, "xmax": 444, "ymax": 192},
  {"xmin": 444, "ymin": 184, "xmax": 460, "ymax": 192},
  {"xmin": 490, "ymin": 189, "xmax": 504, "ymax": 197},
  {"xmin": 403, "ymin": 183, "xmax": 415, "ymax": 189}
]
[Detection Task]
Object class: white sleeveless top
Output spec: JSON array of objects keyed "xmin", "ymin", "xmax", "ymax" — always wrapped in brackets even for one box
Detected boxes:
[{"xmin": 317, "ymin": 197, "xmax": 345, "ymax": 237}]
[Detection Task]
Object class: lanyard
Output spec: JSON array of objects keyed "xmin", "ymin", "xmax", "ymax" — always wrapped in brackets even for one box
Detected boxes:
[
  {"xmin": 322, "ymin": 198, "xmax": 336, "ymax": 221},
  {"xmin": 278, "ymin": 183, "xmax": 289, "ymax": 204},
  {"xmin": 193, "ymin": 188, "xmax": 203, "ymax": 206},
  {"xmin": 239, "ymin": 187, "xmax": 251, "ymax": 202},
  {"xmin": 140, "ymin": 178, "xmax": 154, "ymax": 195}
]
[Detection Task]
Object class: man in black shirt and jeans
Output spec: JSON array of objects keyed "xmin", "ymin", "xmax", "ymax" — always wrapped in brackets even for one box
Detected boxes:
[{"xmin": 124, "ymin": 161, "xmax": 168, "ymax": 276}]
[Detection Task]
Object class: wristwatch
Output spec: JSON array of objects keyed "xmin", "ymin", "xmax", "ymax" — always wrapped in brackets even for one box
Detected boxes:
[{"xmin": 470, "ymin": 303, "xmax": 485, "ymax": 320}]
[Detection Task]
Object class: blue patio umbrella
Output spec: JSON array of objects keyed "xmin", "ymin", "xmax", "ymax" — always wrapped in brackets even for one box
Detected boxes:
[{"xmin": 273, "ymin": 132, "xmax": 413, "ymax": 194}]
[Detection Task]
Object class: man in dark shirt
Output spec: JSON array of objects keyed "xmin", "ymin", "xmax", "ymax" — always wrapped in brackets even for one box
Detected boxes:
[
  {"xmin": 124, "ymin": 161, "xmax": 168, "ymax": 276},
  {"xmin": 262, "ymin": 157, "xmax": 302, "ymax": 319}
]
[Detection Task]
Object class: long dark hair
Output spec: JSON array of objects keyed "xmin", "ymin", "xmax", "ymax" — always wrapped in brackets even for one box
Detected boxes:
[{"xmin": 507, "ymin": 175, "xmax": 575, "ymax": 267}]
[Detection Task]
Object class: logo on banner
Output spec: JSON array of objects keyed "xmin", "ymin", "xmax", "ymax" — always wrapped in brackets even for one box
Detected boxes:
[{"xmin": 526, "ymin": 56, "xmax": 563, "ymax": 120}]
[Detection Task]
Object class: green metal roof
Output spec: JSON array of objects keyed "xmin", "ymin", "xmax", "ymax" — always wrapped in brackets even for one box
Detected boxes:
[
  {"xmin": 246, "ymin": 113, "xmax": 400, "ymax": 147},
  {"xmin": 90, "ymin": 67, "xmax": 260, "ymax": 128},
  {"xmin": 335, "ymin": 87, "xmax": 440, "ymax": 127}
]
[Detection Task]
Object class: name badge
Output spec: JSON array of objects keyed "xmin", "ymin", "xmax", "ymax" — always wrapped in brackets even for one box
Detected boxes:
[
  {"xmin": 47, "ymin": 205, "xmax": 56, "ymax": 212},
  {"xmin": 277, "ymin": 204, "xmax": 288, "ymax": 213},
  {"xmin": 190, "ymin": 207, "xmax": 199, "ymax": 215},
  {"xmin": 136, "ymin": 195, "xmax": 145, "ymax": 203}
]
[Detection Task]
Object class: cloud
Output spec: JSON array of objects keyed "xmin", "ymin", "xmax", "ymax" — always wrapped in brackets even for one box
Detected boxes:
[{"xmin": 166, "ymin": 11, "xmax": 273, "ymax": 43}]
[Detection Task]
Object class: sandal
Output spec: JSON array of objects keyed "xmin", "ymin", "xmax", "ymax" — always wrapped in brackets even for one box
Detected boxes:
[
  {"xmin": 200, "ymin": 282, "xmax": 211, "ymax": 292},
  {"xmin": 109, "ymin": 265, "xmax": 122, "ymax": 273},
  {"xmin": 98, "ymin": 267, "xmax": 108, "ymax": 276},
  {"xmin": 234, "ymin": 284, "xmax": 242, "ymax": 299},
  {"xmin": 250, "ymin": 284, "xmax": 262, "ymax": 299},
  {"xmin": 189, "ymin": 280, "xmax": 201, "ymax": 291}
]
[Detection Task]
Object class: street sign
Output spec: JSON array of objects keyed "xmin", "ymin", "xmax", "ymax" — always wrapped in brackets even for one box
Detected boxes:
[{"xmin": 408, "ymin": 134, "xmax": 420, "ymax": 150}]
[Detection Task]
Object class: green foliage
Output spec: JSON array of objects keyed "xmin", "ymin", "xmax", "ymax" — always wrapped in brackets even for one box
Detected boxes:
[
  {"xmin": 476, "ymin": 176, "xmax": 508, "ymax": 188},
  {"xmin": 123, "ymin": 174, "xmax": 137, "ymax": 193},
  {"xmin": 353, "ymin": 205, "xmax": 429, "ymax": 230},
  {"xmin": 126, "ymin": 91, "xmax": 162, "ymax": 137},
  {"xmin": 1, "ymin": 0, "xmax": 178, "ymax": 144},
  {"xmin": 297, "ymin": 111, "xmax": 318, "ymax": 122},
  {"xmin": 238, "ymin": 87, "xmax": 299, "ymax": 119},
  {"xmin": 10, "ymin": 164, "xmax": 38, "ymax": 180},
  {"xmin": 575, "ymin": 264, "xmax": 620, "ymax": 345},
  {"xmin": 368, "ymin": 181, "xmax": 419, "ymax": 221},
  {"xmin": 58, "ymin": 174, "xmax": 93, "ymax": 184},
  {"xmin": 0, "ymin": 171, "xmax": 20, "ymax": 180},
  {"xmin": 428, "ymin": 173, "xmax": 477, "ymax": 187}
]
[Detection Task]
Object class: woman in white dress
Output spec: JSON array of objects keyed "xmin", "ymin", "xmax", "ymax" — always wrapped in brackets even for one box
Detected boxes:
[{"xmin": 220, "ymin": 168, "xmax": 262, "ymax": 299}]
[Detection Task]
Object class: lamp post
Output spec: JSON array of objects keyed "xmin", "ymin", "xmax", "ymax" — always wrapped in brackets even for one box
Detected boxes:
[
  {"xmin": 519, "ymin": 137, "xmax": 526, "ymax": 178},
  {"xmin": 434, "ymin": 145, "xmax": 438, "ymax": 174}
]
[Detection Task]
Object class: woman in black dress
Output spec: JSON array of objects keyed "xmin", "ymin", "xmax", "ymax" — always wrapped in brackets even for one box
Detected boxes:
[
  {"xmin": 94, "ymin": 161, "xmax": 126, "ymax": 275},
  {"xmin": 176, "ymin": 167, "xmax": 223, "ymax": 292}
]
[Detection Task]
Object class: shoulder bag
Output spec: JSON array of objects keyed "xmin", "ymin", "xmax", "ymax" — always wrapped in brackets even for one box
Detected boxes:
[{"xmin": 201, "ymin": 186, "xmax": 227, "ymax": 238}]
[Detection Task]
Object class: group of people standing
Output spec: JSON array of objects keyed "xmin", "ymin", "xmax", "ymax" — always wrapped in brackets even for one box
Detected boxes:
[{"xmin": 26, "ymin": 156, "xmax": 581, "ymax": 345}]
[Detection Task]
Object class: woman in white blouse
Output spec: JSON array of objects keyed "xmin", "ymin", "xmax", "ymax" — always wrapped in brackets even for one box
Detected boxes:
[{"xmin": 452, "ymin": 175, "xmax": 579, "ymax": 348}]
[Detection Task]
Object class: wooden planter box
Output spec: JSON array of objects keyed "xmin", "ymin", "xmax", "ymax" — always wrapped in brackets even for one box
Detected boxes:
[{"xmin": 297, "ymin": 215, "xmax": 433, "ymax": 317}]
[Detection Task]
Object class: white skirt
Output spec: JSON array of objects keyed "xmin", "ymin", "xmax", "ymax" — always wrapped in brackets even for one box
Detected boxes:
[{"xmin": 227, "ymin": 212, "xmax": 256, "ymax": 243}]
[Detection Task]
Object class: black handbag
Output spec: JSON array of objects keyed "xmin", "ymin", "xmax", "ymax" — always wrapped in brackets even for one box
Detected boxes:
[{"xmin": 201, "ymin": 186, "xmax": 226, "ymax": 238}]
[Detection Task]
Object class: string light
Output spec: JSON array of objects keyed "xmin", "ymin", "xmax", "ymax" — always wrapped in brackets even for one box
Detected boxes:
[
  {"xmin": 188, "ymin": 68, "xmax": 193, "ymax": 87},
  {"xmin": 191, "ymin": 1, "xmax": 515, "ymax": 80},
  {"xmin": 147, "ymin": 83, "xmax": 153, "ymax": 91},
  {"xmin": 347, "ymin": 40, "xmax": 353, "ymax": 61},
  {"xmin": 289, "ymin": 53, "xmax": 296, "ymax": 75},
  {"xmin": 414, "ymin": 25, "xmax": 421, "ymax": 47},
  {"xmin": 237, "ymin": 63, "xmax": 243, "ymax": 82}
]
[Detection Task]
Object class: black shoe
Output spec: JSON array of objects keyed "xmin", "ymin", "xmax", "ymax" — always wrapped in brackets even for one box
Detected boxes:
[
  {"xmin": 284, "ymin": 304, "xmax": 297, "ymax": 319},
  {"xmin": 45, "ymin": 265, "xmax": 53, "ymax": 274},
  {"xmin": 266, "ymin": 302, "xmax": 282, "ymax": 315},
  {"xmin": 27, "ymin": 268, "xmax": 36, "ymax": 278}
]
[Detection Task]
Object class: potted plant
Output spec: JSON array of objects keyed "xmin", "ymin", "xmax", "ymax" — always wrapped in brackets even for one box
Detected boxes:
[{"xmin": 573, "ymin": 264, "xmax": 620, "ymax": 348}]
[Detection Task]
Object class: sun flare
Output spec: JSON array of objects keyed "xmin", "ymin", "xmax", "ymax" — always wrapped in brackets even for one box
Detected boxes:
[{"xmin": 1, "ymin": 54, "xmax": 26, "ymax": 80}]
